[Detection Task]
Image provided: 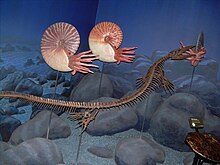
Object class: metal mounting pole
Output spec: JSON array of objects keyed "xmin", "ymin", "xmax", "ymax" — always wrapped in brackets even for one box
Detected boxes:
[
  {"xmin": 46, "ymin": 71, "xmax": 59, "ymax": 139},
  {"xmin": 189, "ymin": 66, "xmax": 196, "ymax": 92},
  {"xmin": 75, "ymin": 128, "xmax": 83, "ymax": 165},
  {"xmin": 98, "ymin": 62, "xmax": 105, "ymax": 97},
  {"xmin": 139, "ymin": 96, "xmax": 149, "ymax": 139}
]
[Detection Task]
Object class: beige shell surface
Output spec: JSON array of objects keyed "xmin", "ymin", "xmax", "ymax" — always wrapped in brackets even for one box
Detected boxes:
[
  {"xmin": 89, "ymin": 22, "xmax": 123, "ymax": 62},
  {"xmin": 41, "ymin": 22, "xmax": 80, "ymax": 71}
]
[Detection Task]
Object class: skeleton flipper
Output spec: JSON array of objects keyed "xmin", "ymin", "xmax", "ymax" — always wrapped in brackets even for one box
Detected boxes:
[{"xmin": 162, "ymin": 77, "xmax": 175, "ymax": 95}]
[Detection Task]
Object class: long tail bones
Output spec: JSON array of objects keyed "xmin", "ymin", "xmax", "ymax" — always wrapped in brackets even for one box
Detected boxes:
[{"xmin": 0, "ymin": 45, "xmax": 198, "ymax": 133}]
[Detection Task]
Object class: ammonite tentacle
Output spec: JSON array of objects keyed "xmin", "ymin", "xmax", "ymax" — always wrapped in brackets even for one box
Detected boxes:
[
  {"xmin": 89, "ymin": 22, "xmax": 123, "ymax": 62},
  {"xmin": 41, "ymin": 22, "xmax": 80, "ymax": 72}
]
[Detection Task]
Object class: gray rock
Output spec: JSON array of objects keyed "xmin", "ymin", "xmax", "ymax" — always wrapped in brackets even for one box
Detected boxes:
[
  {"xmin": 16, "ymin": 45, "xmax": 31, "ymax": 52},
  {"xmin": 183, "ymin": 152, "xmax": 210, "ymax": 165},
  {"xmin": 36, "ymin": 56, "xmax": 45, "ymax": 65},
  {"xmin": 183, "ymin": 153, "xmax": 195, "ymax": 165},
  {"xmin": 87, "ymin": 146, "xmax": 113, "ymax": 158},
  {"xmin": 151, "ymin": 50, "xmax": 168, "ymax": 62},
  {"xmin": 0, "ymin": 137, "xmax": 63, "ymax": 165},
  {"xmin": 12, "ymin": 78, "xmax": 43, "ymax": 107},
  {"xmin": 6, "ymin": 65, "xmax": 16, "ymax": 74},
  {"xmin": 174, "ymin": 75, "xmax": 218, "ymax": 95},
  {"xmin": 70, "ymin": 72, "xmax": 113, "ymax": 102},
  {"xmin": 134, "ymin": 92, "xmax": 163, "ymax": 131},
  {"xmin": 9, "ymin": 110, "xmax": 71, "ymax": 145},
  {"xmin": 203, "ymin": 108, "xmax": 220, "ymax": 140},
  {"xmin": 0, "ymin": 141, "xmax": 13, "ymax": 153},
  {"xmin": 26, "ymin": 72, "xmax": 38, "ymax": 78},
  {"xmin": 164, "ymin": 57, "xmax": 218, "ymax": 81},
  {"xmin": 58, "ymin": 75, "xmax": 65, "ymax": 84},
  {"xmin": 0, "ymin": 108, "xmax": 6, "ymax": 115},
  {"xmin": 15, "ymin": 78, "xmax": 43, "ymax": 96},
  {"xmin": 0, "ymin": 56, "xmax": 3, "ymax": 63},
  {"xmin": 61, "ymin": 88, "xmax": 72, "ymax": 97},
  {"xmin": 57, "ymin": 163, "xmax": 91, "ymax": 165},
  {"xmin": 24, "ymin": 58, "xmax": 35, "ymax": 67},
  {"xmin": 46, "ymin": 70, "xmax": 62, "ymax": 80},
  {"xmin": 149, "ymin": 93, "xmax": 206, "ymax": 151},
  {"xmin": 0, "ymin": 115, "xmax": 21, "ymax": 142},
  {"xmin": 133, "ymin": 54, "xmax": 152, "ymax": 75},
  {"xmin": 0, "ymin": 67, "xmax": 8, "ymax": 80},
  {"xmin": 174, "ymin": 75, "xmax": 220, "ymax": 117},
  {"xmin": 63, "ymin": 80, "xmax": 71, "ymax": 87},
  {"xmin": 1, "ymin": 71, "xmax": 26, "ymax": 91},
  {"xmin": 37, "ymin": 76, "xmax": 48, "ymax": 85},
  {"xmin": 18, "ymin": 109, "xmax": 25, "ymax": 114},
  {"xmin": 86, "ymin": 97, "xmax": 138, "ymax": 136},
  {"xmin": 109, "ymin": 75, "xmax": 134, "ymax": 98},
  {"xmin": 115, "ymin": 137, "xmax": 165, "ymax": 165},
  {"xmin": 2, "ymin": 43, "xmax": 15, "ymax": 52},
  {"xmin": 4, "ymin": 106, "xmax": 19, "ymax": 115}
]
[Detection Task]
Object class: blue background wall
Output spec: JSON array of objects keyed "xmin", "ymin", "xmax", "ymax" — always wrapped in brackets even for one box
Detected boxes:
[
  {"xmin": 0, "ymin": 0, "xmax": 99, "ymax": 51},
  {"xmin": 96, "ymin": 0, "xmax": 220, "ymax": 62},
  {"xmin": 0, "ymin": 0, "xmax": 220, "ymax": 77}
]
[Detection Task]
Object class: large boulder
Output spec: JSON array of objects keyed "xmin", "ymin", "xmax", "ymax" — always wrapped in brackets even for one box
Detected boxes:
[
  {"xmin": 70, "ymin": 72, "xmax": 113, "ymax": 102},
  {"xmin": 0, "ymin": 115, "xmax": 21, "ymax": 142},
  {"xmin": 108, "ymin": 75, "xmax": 134, "ymax": 98},
  {"xmin": 174, "ymin": 75, "xmax": 220, "ymax": 117},
  {"xmin": 9, "ymin": 110, "xmax": 71, "ymax": 145},
  {"xmin": 0, "ymin": 141, "xmax": 13, "ymax": 154},
  {"xmin": 115, "ymin": 137, "xmax": 165, "ymax": 165},
  {"xmin": 203, "ymin": 108, "xmax": 220, "ymax": 140},
  {"xmin": 134, "ymin": 92, "xmax": 163, "ymax": 131},
  {"xmin": 0, "ymin": 138, "xmax": 64, "ymax": 165},
  {"xmin": 86, "ymin": 97, "xmax": 138, "ymax": 136},
  {"xmin": 149, "ymin": 93, "xmax": 206, "ymax": 151}
]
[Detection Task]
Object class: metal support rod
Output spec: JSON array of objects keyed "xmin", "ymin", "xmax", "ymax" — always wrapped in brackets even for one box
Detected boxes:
[
  {"xmin": 75, "ymin": 129, "xmax": 83, "ymax": 165},
  {"xmin": 189, "ymin": 66, "xmax": 196, "ymax": 92},
  {"xmin": 46, "ymin": 71, "xmax": 59, "ymax": 139},
  {"xmin": 139, "ymin": 96, "xmax": 149, "ymax": 139},
  {"xmin": 98, "ymin": 62, "xmax": 105, "ymax": 97}
]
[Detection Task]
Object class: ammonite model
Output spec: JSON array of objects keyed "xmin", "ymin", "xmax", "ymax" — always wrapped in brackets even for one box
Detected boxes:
[
  {"xmin": 41, "ymin": 22, "xmax": 98, "ymax": 75},
  {"xmin": 89, "ymin": 22, "xmax": 137, "ymax": 64}
]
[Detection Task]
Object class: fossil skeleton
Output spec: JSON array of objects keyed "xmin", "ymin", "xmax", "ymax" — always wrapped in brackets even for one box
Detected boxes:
[{"xmin": 0, "ymin": 45, "xmax": 203, "ymax": 132}]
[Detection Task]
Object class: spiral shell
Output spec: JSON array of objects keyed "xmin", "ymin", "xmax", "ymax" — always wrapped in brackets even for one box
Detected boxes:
[
  {"xmin": 89, "ymin": 22, "xmax": 123, "ymax": 62},
  {"xmin": 41, "ymin": 22, "xmax": 80, "ymax": 71}
]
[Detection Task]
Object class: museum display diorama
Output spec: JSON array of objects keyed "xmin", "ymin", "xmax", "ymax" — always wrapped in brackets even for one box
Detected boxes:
[{"xmin": 0, "ymin": 0, "xmax": 220, "ymax": 165}]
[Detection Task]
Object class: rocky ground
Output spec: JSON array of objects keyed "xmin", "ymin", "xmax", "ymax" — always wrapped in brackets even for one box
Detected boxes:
[{"xmin": 0, "ymin": 43, "xmax": 220, "ymax": 165}]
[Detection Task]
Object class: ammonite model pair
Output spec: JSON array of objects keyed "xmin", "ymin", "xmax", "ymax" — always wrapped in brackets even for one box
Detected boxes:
[{"xmin": 41, "ymin": 22, "xmax": 137, "ymax": 75}]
